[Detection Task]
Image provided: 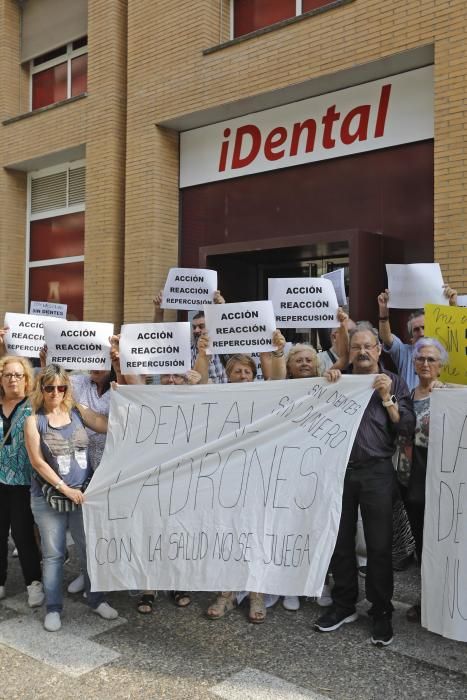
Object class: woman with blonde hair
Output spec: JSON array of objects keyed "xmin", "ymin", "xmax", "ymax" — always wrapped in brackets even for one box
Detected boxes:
[
  {"xmin": 0, "ymin": 355, "xmax": 43, "ymax": 607},
  {"xmin": 24, "ymin": 363, "xmax": 118, "ymax": 632}
]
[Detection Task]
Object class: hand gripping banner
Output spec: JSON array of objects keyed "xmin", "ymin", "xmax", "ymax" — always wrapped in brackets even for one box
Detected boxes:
[{"xmin": 83, "ymin": 377, "xmax": 374, "ymax": 595}]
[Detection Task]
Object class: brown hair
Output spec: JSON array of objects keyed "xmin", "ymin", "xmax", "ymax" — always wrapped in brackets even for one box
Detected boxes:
[
  {"xmin": 225, "ymin": 354, "xmax": 257, "ymax": 381},
  {"xmin": 0, "ymin": 355, "xmax": 35, "ymax": 398}
]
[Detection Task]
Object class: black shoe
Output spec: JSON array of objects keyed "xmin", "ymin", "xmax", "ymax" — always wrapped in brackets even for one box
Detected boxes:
[
  {"xmin": 315, "ymin": 607, "xmax": 358, "ymax": 632},
  {"xmin": 371, "ymin": 614, "xmax": 393, "ymax": 646}
]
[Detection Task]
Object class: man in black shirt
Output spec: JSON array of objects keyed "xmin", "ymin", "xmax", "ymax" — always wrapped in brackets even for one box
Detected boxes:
[{"xmin": 315, "ymin": 324, "xmax": 415, "ymax": 646}]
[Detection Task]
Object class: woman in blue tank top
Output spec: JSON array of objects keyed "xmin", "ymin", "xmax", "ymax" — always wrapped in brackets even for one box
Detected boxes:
[{"xmin": 24, "ymin": 364, "xmax": 119, "ymax": 633}]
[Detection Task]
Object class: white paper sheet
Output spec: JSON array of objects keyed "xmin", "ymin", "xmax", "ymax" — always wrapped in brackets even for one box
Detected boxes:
[
  {"xmin": 161, "ymin": 268, "xmax": 218, "ymax": 310},
  {"xmin": 268, "ymin": 278, "xmax": 339, "ymax": 328},
  {"xmin": 386, "ymin": 263, "xmax": 445, "ymax": 308},
  {"xmin": 119, "ymin": 322, "xmax": 191, "ymax": 375},
  {"xmin": 204, "ymin": 301, "xmax": 276, "ymax": 354}
]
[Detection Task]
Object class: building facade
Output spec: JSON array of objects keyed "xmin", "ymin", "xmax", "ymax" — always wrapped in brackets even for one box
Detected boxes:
[{"xmin": 1, "ymin": 0, "xmax": 466, "ymax": 328}]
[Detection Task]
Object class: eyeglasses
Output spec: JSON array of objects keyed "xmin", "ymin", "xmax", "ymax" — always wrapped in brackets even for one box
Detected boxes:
[
  {"xmin": 412, "ymin": 326, "xmax": 424, "ymax": 333},
  {"xmin": 42, "ymin": 385, "xmax": 67, "ymax": 394},
  {"xmin": 415, "ymin": 356, "xmax": 438, "ymax": 365},
  {"xmin": 2, "ymin": 373, "xmax": 25, "ymax": 381},
  {"xmin": 350, "ymin": 343, "xmax": 379, "ymax": 352}
]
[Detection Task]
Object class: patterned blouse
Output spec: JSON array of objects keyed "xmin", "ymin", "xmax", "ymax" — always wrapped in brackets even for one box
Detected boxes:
[{"xmin": 0, "ymin": 398, "xmax": 33, "ymax": 486}]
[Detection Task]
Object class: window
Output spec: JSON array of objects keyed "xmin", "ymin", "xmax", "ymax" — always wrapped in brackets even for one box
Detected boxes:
[
  {"xmin": 27, "ymin": 163, "xmax": 86, "ymax": 320},
  {"xmin": 31, "ymin": 37, "xmax": 87, "ymax": 111},
  {"xmin": 232, "ymin": 0, "xmax": 338, "ymax": 38}
]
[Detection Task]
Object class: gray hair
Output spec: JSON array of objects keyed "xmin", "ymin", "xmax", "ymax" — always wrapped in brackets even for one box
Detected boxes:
[
  {"xmin": 413, "ymin": 337, "xmax": 448, "ymax": 365},
  {"xmin": 349, "ymin": 323, "xmax": 379, "ymax": 342},
  {"xmin": 407, "ymin": 309, "xmax": 424, "ymax": 337}
]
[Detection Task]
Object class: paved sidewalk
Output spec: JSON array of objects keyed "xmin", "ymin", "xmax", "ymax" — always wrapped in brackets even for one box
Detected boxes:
[{"xmin": 1, "ymin": 548, "xmax": 466, "ymax": 700}]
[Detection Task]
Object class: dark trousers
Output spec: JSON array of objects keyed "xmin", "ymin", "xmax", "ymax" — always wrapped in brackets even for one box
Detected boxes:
[
  {"xmin": 0, "ymin": 484, "xmax": 42, "ymax": 587},
  {"xmin": 405, "ymin": 500, "xmax": 424, "ymax": 563},
  {"xmin": 331, "ymin": 459, "xmax": 395, "ymax": 616}
]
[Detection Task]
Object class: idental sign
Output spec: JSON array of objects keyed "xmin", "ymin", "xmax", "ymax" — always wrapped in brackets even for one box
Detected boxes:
[{"xmin": 180, "ymin": 66, "xmax": 433, "ymax": 187}]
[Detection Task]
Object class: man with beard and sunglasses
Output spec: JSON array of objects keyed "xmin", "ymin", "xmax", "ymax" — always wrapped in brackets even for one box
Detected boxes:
[{"xmin": 314, "ymin": 324, "xmax": 415, "ymax": 647}]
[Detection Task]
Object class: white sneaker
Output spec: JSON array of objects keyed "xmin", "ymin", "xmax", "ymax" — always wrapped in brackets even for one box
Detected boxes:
[
  {"xmin": 282, "ymin": 595, "xmax": 300, "ymax": 611},
  {"xmin": 0, "ymin": 585, "xmax": 5, "ymax": 600},
  {"xmin": 44, "ymin": 612, "xmax": 61, "ymax": 632},
  {"xmin": 67, "ymin": 573, "xmax": 85, "ymax": 594},
  {"xmin": 317, "ymin": 584, "xmax": 333, "ymax": 607},
  {"xmin": 93, "ymin": 602, "xmax": 118, "ymax": 620},
  {"xmin": 27, "ymin": 580, "xmax": 45, "ymax": 607}
]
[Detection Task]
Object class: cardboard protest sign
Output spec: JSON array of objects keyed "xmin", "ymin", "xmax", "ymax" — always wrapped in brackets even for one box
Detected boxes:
[
  {"xmin": 422, "ymin": 389, "xmax": 467, "ymax": 642},
  {"xmin": 204, "ymin": 301, "xmax": 276, "ymax": 354},
  {"xmin": 44, "ymin": 321, "xmax": 114, "ymax": 370},
  {"xmin": 119, "ymin": 323, "xmax": 191, "ymax": 375},
  {"xmin": 30, "ymin": 300, "xmax": 67, "ymax": 318},
  {"xmin": 321, "ymin": 268, "xmax": 347, "ymax": 307},
  {"xmin": 425, "ymin": 304, "xmax": 467, "ymax": 385},
  {"xmin": 268, "ymin": 278, "xmax": 339, "ymax": 328},
  {"xmin": 83, "ymin": 376, "xmax": 374, "ymax": 594},
  {"xmin": 386, "ymin": 263, "xmax": 445, "ymax": 308},
  {"xmin": 161, "ymin": 268, "xmax": 218, "ymax": 310},
  {"xmin": 3, "ymin": 312, "xmax": 59, "ymax": 358}
]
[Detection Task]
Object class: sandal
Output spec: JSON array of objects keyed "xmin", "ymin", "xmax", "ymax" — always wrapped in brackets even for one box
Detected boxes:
[
  {"xmin": 249, "ymin": 592, "xmax": 266, "ymax": 624},
  {"xmin": 137, "ymin": 593, "xmax": 156, "ymax": 614},
  {"xmin": 207, "ymin": 591, "xmax": 236, "ymax": 619},
  {"xmin": 171, "ymin": 591, "xmax": 192, "ymax": 608}
]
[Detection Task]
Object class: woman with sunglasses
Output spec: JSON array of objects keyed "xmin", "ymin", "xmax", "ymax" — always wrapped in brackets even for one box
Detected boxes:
[
  {"xmin": 0, "ymin": 356, "xmax": 43, "ymax": 607},
  {"xmin": 24, "ymin": 364, "xmax": 119, "ymax": 632}
]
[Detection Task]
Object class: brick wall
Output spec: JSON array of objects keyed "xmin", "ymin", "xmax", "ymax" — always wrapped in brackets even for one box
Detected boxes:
[{"xmin": 123, "ymin": 0, "xmax": 466, "ymax": 320}]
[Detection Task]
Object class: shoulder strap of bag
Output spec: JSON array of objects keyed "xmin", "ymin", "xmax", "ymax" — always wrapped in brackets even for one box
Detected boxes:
[{"xmin": 0, "ymin": 400, "xmax": 30, "ymax": 450}]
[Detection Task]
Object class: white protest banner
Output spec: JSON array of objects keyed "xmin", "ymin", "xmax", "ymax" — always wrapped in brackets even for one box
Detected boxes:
[
  {"xmin": 30, "ymin": 300, "xmax": 67, "ymax": 319},
  {"xmin": 119, "ymin": 322, "xmax": 191, "ymax": 375},
  {"xmin": 321, "ymin": 269, "xmax": 347, "ymax": 307},
  {"xmin": 83, "ymin": 376, "xmax": 374, "ymax": 593},
  {"xmin": 204, "ymin": 301, "xmax": 276, "ymax": 354},
  {"xmin": 268, "ymin": 278, "xmax": 339, "ymax": 329},
  {"xmin": 3, "ymin": 312, "xmax": 59, "ymax": 358},
  {"xmin": 457, "ymin": 294, "xmax": 467, "ymax": 307},
  {"xmin": 422, "ymin": 389, "xmax": 467, "ymax": 642},
  {"xmin": 161, "ymin": 267, "xmax": 218, "ymax": 310},
  {"xmin": 44, "ymin": 321, "xmax": 114, "ymax": 370},
  {"xmin": 386, "ymin": 263, "xmax": 445, "ymax": 309}
]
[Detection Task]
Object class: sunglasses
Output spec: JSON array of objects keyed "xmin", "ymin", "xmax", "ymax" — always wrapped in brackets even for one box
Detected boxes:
[{"xmin": 42, "ymin": 385, "xmax": 67, "ymax": 394}]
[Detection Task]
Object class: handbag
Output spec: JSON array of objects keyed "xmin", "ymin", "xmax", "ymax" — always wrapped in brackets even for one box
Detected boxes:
[{"xmin": 34, "ymin": 474, "xmax": 91, "ymax": 513}]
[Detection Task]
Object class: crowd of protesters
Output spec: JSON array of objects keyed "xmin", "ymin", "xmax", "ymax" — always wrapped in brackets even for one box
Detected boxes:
[{"xmin": 0, "ymin": 281, "xmax": 463, "ymax": 647}]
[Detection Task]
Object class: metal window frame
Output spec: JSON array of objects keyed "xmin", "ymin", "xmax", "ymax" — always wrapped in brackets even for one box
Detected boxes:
[
  {"xmin": 29, "ymin": 40, "xmax": 88, "ymax": 109},
  {"xmin": 25, "ymin": 160, "xmax": 86, "ymax": 312}
]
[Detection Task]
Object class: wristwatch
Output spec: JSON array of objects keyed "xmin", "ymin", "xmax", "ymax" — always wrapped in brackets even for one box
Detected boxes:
[{"xmin": 382, "ymin": 395, "xmax": 397, "ymax": 407}]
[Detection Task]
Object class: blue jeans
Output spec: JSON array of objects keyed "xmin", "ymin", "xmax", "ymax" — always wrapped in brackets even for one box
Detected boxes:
[{"xmin": 31, "ymin": 496, "xmax": 105, "ymax": 613}]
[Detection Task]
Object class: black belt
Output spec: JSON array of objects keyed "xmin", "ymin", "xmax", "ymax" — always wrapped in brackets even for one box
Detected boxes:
[{"xmin": 347, "ymin": 456, "xmax": 391, "ymax": 469}]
